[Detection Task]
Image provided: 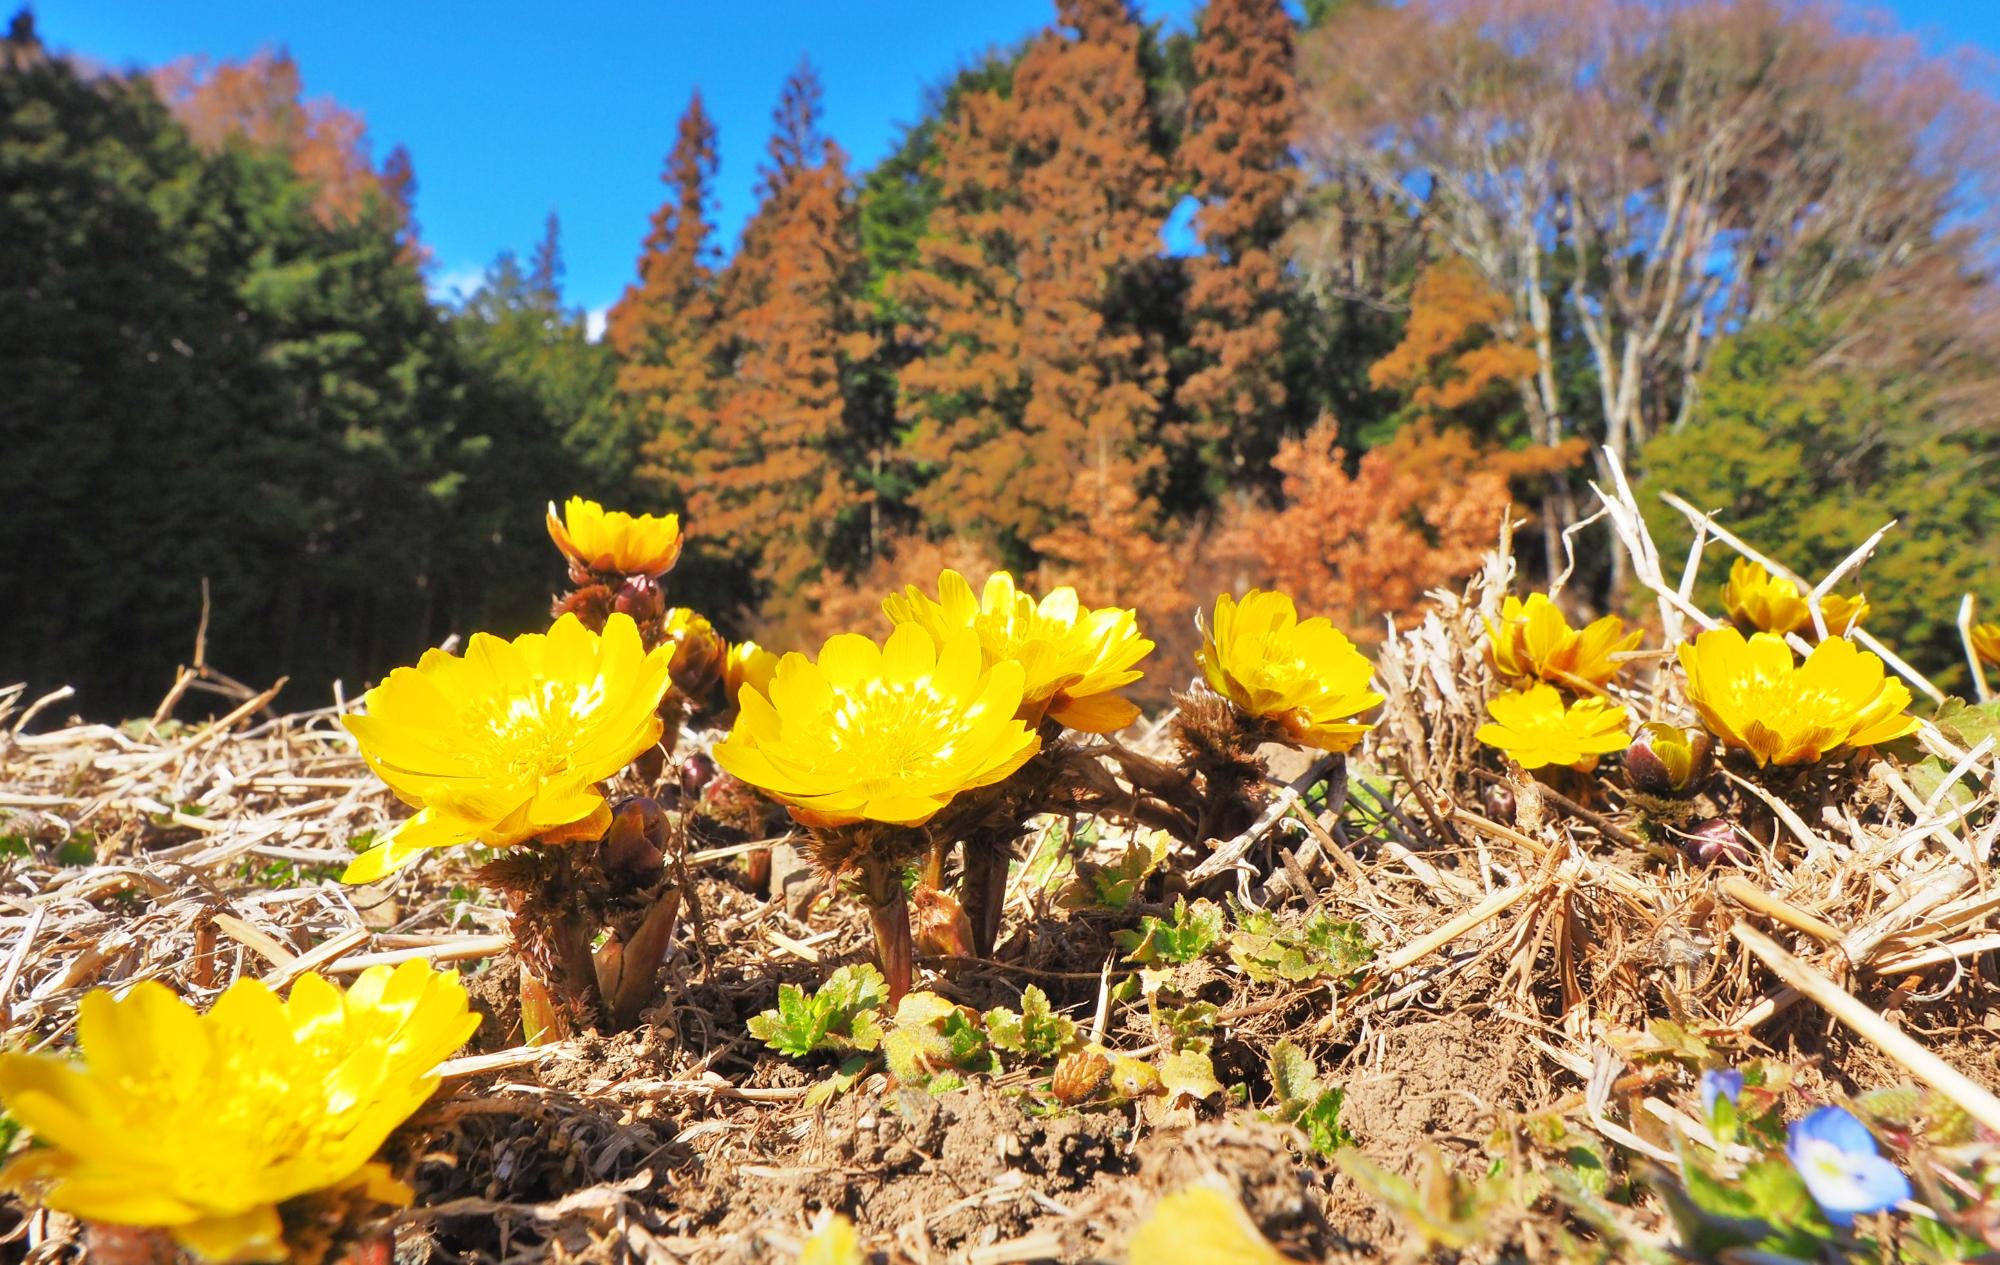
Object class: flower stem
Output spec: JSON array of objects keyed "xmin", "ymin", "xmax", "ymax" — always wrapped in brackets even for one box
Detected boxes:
[
  {"xmin": 960, "ymin": 831, "xmax": 1013, "ymax": 959},
  {"xmin": 860, "ymin": 857, "xmax": 913, "ymax": 1002}
]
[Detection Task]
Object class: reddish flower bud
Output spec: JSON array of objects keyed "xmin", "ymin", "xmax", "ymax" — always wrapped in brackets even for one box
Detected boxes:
[
  {"xmin": 1682, "ymin": 817, "xmax": 1749, "ymax": 865},
  {"xmin": 613, "ymin": 575, "xmax": 666, "ymax": 626},
  {"xmin": 679, "ymin": 752, "xmax": 717, "ymax": 800},
  {"xmin": 1626, "ymin": 722, "xmax": 1714, "ymax": 798}
]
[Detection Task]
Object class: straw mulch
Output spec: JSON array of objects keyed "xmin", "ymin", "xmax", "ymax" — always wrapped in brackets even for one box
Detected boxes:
[{"xmin": 0, "ymin": 460, "xmax": 1995, "ymax": 1263}]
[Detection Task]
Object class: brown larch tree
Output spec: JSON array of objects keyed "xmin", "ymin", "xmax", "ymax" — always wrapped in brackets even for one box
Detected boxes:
[
  {"xmin": 1007, "ymin": 0, "xmax": 1173, "ymax": 553},
  {"xmin": 701, "ymin": 62, "xmax": 874, "ymax": 608},
  {"xmin": 1368, "ymin": 256, "xmax": 1542, "ymax": 424},
  {"xmin": 153, "ymin": 51, "xmax": 416, "ymax": 244},
  {"xmin": 610, "ymin": 92, "xmax": 721, "ymax": 503},
  {"xmin": 892, "ymin": 84, "xmax": 1031, "ymax": 546},
  {"xmin": 1178, "ymin": 0, "xmax": 1295, "ymax": 461}
]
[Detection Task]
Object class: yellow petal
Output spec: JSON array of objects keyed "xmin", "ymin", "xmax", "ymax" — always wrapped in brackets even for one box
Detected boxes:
[
  {"xmin": 1128, "ymin": 1185, "xmax": 1290, "ymax": 1265},
  {"xmin": 1051, "ymin": 691, "xmax": 1140, "ymax": 734}
]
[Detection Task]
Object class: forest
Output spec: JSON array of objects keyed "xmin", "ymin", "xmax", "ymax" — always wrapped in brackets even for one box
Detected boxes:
[{"xmin": 5, "ymin": 0, "xmax": 1995, "ymax": 718}]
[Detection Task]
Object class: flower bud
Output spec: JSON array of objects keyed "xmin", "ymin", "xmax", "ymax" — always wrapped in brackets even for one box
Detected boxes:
[
  {"xmin": 911, "ymin": 884, "xmax": 973, "ymax": 960},
  {"xmin": 1625, "ymin": 722, "xmax": 1714, "ymax": 798},
  {"xmin": 662, "ymin": 608, "xmax": 725, "ymax": 702},
  {"xmin": 601, "ymin": 796, "xmax": 668, "ymax": 881},
  {"xmin": 679, "ymin": 752, "xmax": 717, "ymax": 800},
  {"xmin": 613, "ymin": 574, "xmax": 666, "ymax": 626},
  {"xmin": 1682, "ymin": 817, "xmax": 1749, "ymax": 865}
]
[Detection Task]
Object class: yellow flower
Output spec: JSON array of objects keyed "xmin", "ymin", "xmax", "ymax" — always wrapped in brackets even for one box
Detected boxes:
[
  {"xmin": 723, "ymin": 639, "xmax": 780, "ymax": 704},
  {"xmin": 1970, "ymin": 622, "xmax": 2000, "ymax": 668},
  {"xmin": 0, "ymin": 962, "xmax": 477, "ymax": 1263},
  {"xmin": 883, "ymin": 569, "xmax": 1153, "ymax": 733},
  {"xmin": 713, "ymin": 624, "xmax": 1040, "ymax": 830},
  {"xmin": 341, "ymin": 612, "xmax": 672, "ymax": 882},
  {"xmin": 1722, "ymin": 559, "xmax": 1867, "ymax": 637},
  {"xmin": 1197, "ymin": 590, "xmax": 1383, "ymax": 753},
  {"xmin": 1476, "ymin": 684, "xmax": 1631, "ymax": 771},
  {"xmin": 1485, "ymin": 593, "xmax": 1642, "ymax": 692},
  {"xmin": 545, "ymin": 495, "xmax": 683, "ymax": 578},
  {"xmin": 1128, "ymin": 1184, "xmax": 1291, "ymax": 1265},
  {"xmin": 1678, "ymin": 628, "xmax": 1918, "ymax": 767},
  {"xmin": 797, "ymin": 1213, "xmax": 864, "ymax": 1265}
]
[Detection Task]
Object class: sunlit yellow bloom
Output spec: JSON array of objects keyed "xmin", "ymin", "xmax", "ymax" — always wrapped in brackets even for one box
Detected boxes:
[
  {"xmin": 1679, "ymin": 628, "xmax": 1918, "ymax": 767},
  {"xmin": 1723, "ymin": 559, "xmax": 1867, "ymax": 637},
  {"xmin": 1970, "ymin": 622, "xmax": 2000, "ymax": 668},
  {"xmin": 883, "ymin": 570, "xmax": 1153, "ymax": 733},
  {"xmin": 1485, "ymin": 593, "xmax": 1642, "ymax": 692},
  {"xmin": 714, "ymin": 624, "xmax": 1040, "ymax": 829},
  {"xmin": 545, "ymin": 495, "xmax": 683, "ymax": 578},
  {"xmin": 1197, "ymin": 590, "xmax": 1383, "ymax": 753},
  {"xmin": 723, "ymin": 640, "xmax": 780, "ymax": 705},
  {"xmin": 342, "ymin": 612, "xmax": 671, "ymax": 882},
  {"xmin": 0, "ymin": 962, "xmax": 477, "ymax": 1263},
  {"xmin": 1476, "ymin": 684, "xmax": 1630, "ymax": 771},
  {"xmin": 797, "ymin": 1213, "xmax": 864, "ymax": 1265},
  {"xmin": 1128, "ymin": 1184, "xmax": 1291, "ymax": 1265}
]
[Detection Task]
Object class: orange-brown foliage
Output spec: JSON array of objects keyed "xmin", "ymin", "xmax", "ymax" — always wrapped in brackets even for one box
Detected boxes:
[
  {"xmin": 153, "ymin": 52, "xmax": 415, "ymax": 241},
  {"xmin": 1034, "ymin": 459, "xmax": 1194, "ymax": 707},
  {"xmin": 900, "ymin": 0, "xmax": 1169, "ymax": 554},
  {"xmin": 1177, "ymin": 0, "xmax": 1294, "ymax": 453},
  {"xmin": 893, "ymin": 86, "xmax": 1030, "ymax": 543},
  {"xmin": 1010, "ymin": 0, "xmax": 1172, "ymax": 542},
  {"xmin": 699, "ymin": 64, "xmax": 874, "ymax": 608},
  {"xmin": 1224, "ymin": 419, "xmax": 1584, "ymax": 641},
  {"xmin": 614, "ymin": 93, "xmax": 721, "ymax": 500},
  {"xmin": 779, "ymin": 532, "xmax": 1003, "ymax": 653},
  {"xmin": 1033, "ymin": 461, "xmax": 1187, "ymax": 628},
  {"xmin": 1368, "ymin": 257, "xmax": 1541, "ymax": 415}
]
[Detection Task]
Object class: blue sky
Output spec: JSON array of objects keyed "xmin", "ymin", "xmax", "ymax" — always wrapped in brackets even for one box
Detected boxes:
[{"xmin": 34, "ymin": 1, "xmax": 1999, "ymax": 330}]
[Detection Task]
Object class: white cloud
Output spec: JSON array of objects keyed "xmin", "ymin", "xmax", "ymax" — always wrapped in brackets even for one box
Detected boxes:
[
  {"xmin": 426, "ymin": 263, "xmax": 486, "ymax": 306},
  {"xmin": 585, "ymin": 306, "xmax": 610, "ymax": 342}
]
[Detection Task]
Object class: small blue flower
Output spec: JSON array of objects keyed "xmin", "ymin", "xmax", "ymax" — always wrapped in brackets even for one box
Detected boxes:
[
  {"xmin": 1699, "ymin": 1068, "xmax": 1743, "ymax": 1122},
  {"xmin": 1786, "ymin": 1106, "xmax": 1911, "ymax": 1227}
]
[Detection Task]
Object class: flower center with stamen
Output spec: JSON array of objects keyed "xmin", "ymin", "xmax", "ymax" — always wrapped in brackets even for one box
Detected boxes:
[{"xmin": 820, "ymin": 681, "xmax": 964, "ymax": 784}]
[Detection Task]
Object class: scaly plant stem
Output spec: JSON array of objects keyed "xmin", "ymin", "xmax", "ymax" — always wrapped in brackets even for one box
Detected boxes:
[
  {"xmin": 860, "ymin": 856, "xmax": 913, "ymax": 1002},
  {"xmin": 960, "ymin": 829, "xmax": 1014, "ymax": 959}
]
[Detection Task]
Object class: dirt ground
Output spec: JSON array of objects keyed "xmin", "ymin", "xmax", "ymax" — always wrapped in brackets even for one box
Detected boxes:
[{"xmin": 3, "ymin": 525, "xmax": 1997, "ymax": 1263}]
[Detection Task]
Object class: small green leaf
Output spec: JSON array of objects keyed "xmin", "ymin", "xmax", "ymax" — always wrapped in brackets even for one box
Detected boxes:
[
  {"xmin": 1062, "ymin": 831, "xmax": 1170, "ymax": 911},
  {"xmin": 1647, "ymin": 1019, "xmax": 1712, "ymax": 1065},
  {"xmin": 1117, "ymin": 897, "xmax": 1224, "ymax": 965},
  {"xmin": 55, "ymin": 834, "xmax": 95, "ymax": 867},
  {"xmin": 1905, "ymin": 757, "xmax": 1977, "ymax": 811},
  {"xmin": 1157, "ymin": 1050, "xmax": 1224, "ymax": 1102},
  {"xmin": 1296, "ymin": 1088, "xmax": 1354, "ymax": 1157},
  {"xmin": 1155, "ymin": 1001, "xmax": 1219, "ymax": 1054},
  {"xmin": 882, "ymin": 1022, "xmax": 955, "ymax": 1084},
  {"xmin": 1735, "ymin": 1159, "xmax": 1817, "ymax": 1230},
  {"xmin": 803, "ymin": 1054, "xmax": 873, "ymax": 1108},
  {"xmin": 746, "ymin": 963, "xmax": 890, "ymax": 1059},
  {"xmin": 1928, "ymin": 697, "xmax": 2000, "ymax": 750},
  {"xmin": 1268, "ymin": 1040, "xmax": 1320, "ymax": 1109},
  {"xmin": 1229, "ymin": 907, "xmax": 1372, "ymax": 985},
  {"xmin": 984, "ymin": 985, "xmax": 1079, "ymax": 1062}
]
